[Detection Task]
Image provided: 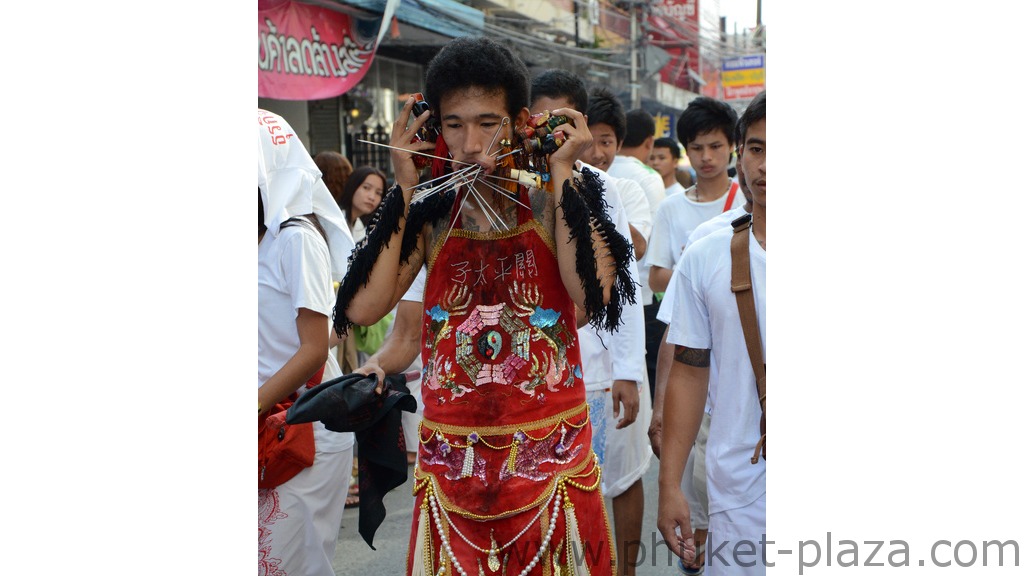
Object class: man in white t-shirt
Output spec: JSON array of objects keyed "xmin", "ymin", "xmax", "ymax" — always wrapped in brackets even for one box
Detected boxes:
[
  {"xmin": 532, "ymin": 69, "xmax": 652, "ymax": 576},
  {"xmin": 649, "ymin": 137, "xmax": 685, "ymax": 197},
  {"xmin": 649, "ymin": 157, "xmax": 753, "ymax": 575},
  {"xmin": 608, "ymin": 107, "xmax": 667, "ymax": 309},
  {"xmin": 646, "ymin": 104, "xmax": 743, "ymax": 546},
  {"xmin": 602, "ymin": 103, "xmax": 667, "ymax": 409},
  {"xmin": 647, "ymin": 97, "xmax": 741, "ymax": 296},
  {"xmin": 611, "ymin": 108, "xmax": 668, "ymax": 216},
  {"xmin": 657, "ymin": 91, "xmax": 766, "ymax": 576}
]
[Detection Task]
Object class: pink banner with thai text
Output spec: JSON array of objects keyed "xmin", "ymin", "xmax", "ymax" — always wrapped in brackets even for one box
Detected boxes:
[{"xmin": 258, "ymin": 0, "xmax": 382, "ymax": 101}]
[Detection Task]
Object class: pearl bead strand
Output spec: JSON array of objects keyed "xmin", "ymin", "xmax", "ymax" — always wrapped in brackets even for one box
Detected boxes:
[{"xmin": 427, "ymin": 482, "xmax": 565, "ymax": 576}]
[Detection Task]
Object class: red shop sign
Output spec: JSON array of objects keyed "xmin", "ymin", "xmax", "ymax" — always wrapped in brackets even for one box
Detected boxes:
[{"xmin": 258, "ymin": 0, "xmax": 382, "ymax": 101}]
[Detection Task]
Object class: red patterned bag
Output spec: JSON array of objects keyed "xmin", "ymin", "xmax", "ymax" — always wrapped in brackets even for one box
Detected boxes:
[{"xmin": 258, "ymin": 365, "xmax": 324, "ymax": 489}]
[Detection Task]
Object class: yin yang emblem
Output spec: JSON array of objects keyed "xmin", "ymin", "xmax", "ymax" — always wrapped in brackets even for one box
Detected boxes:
[{"xmin": 476, "ymin": 330, "xmax": 503, "ymax": 361}]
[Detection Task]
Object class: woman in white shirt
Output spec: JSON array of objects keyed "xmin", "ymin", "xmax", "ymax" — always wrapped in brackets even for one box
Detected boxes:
[{"xmin": 258, "ymin": 109, "xmax": 355, "ymax": 576}]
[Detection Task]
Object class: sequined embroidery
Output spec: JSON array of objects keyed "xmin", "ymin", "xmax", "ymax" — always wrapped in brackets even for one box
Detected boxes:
[
  {"xmin": 509, "ymin": 281, "xmax": 576, "ymax": 389},
  {"xmin": 499, "ymin": 425, "xmax": 583, "ymax": 482},
  {"xmin": 421, "ymin": 431, "xmax": 489, "ymax": 485},
  {"xmin": 422, "ymin": 285, "xmax": 472, "ymax": 397},
  {"xmin": 453, "ymin": 303, "xmax": 531, "ymax": 387},
  {"xmin": 419, "ymin": 406, "xmax": 589, "ymax": 484}
]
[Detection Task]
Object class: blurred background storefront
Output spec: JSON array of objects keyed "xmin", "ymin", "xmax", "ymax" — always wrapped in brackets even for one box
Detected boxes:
[{"xmin": 258, "ymin": 0, "xmax": 765, "ymax": 180}]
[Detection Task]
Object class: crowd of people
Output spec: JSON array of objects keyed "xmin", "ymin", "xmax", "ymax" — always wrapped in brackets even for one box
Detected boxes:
[{"xmin": 258, "ymin": 35, "xmax": 765, "ymax": 576}]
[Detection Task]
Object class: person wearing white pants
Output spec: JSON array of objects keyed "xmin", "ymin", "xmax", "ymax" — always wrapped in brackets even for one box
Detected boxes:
[
  {"xmin": 657, "ymin": 92, "xmax": 767, "ymax": 576},
  {"xmin": 258, "ymin": 108, "xmax": 356, "ymax": 576}
]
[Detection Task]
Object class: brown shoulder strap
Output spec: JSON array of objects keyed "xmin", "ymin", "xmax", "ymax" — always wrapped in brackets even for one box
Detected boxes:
[{"xmin": 730, "ymin": 214, "xmax": 766, "ymax": 464}]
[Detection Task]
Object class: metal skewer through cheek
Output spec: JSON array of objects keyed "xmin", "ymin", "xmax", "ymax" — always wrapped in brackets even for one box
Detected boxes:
[
  {"xmin": 494, "ymin": 149, "xmax": 521, "ymax": 161},
  {"xmin": 410, "ymin": 165, "xmax": 483, "ymax": 204},
  {"xmin": 356, "ymin": 139, "xmax": 478, "ymax": 167},
  {"xmin": 485, "ymin": 117, "xmax": 511, "ymax": 158},
  {"xmin": 412, "ymin": 163, "xmax": 479, "ymax": 191}
]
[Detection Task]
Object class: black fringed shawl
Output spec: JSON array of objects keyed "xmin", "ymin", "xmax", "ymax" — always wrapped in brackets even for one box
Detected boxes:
[
  {"xmin": 332, "ymin": 184, "xmax": 456, "ymax": 337},
  {"xmin": 558, "ymin": 166, "xmax": 638, "ymax": 332},
  {"xmin": 333, "ymin": 167, "xmax": 636, "ymax": 337}
]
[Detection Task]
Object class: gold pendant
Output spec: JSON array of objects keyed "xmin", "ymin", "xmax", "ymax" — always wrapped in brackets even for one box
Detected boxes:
[{"xmin": 487, "ymin": 530, "xmax": 500, "ymax": 572}]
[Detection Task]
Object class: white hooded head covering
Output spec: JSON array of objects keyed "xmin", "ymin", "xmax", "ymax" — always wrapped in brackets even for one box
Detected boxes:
[{"xmin": 258, "ymin": 109, "xmax": 354, "ymax": 281}]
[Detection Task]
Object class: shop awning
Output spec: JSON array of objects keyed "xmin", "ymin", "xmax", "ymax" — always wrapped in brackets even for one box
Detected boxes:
[{"xmin": 343, "ymin": 0, "xmax": 484, "ymax": 39}]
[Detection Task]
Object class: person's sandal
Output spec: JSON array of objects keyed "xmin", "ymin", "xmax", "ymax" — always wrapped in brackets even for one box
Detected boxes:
[
  {"xmin": 344, "ymin": 470, "xmax": 360, "ymax": 509},
  {"xmin": 677, "ymin": 528, "xmax": 707, "ymax": 575}
]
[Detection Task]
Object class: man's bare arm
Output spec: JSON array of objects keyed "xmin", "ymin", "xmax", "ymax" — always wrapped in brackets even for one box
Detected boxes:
[
  {"xmin": 657, "ymin": 347, "xmax": 710, "ymax": 562},
  {"xmin": 648, "ymin": 329, "xmax": 674, "ymax": 458},
  {"xmin": 648, "ymin": 265, "xmax": 672, "ymax": 294},
  {"xmin": 344, "ymin": 97, "xmax": 433, "ymax": 326},
  {"xmin": 356, "ymin": 298, "xmax": 424, "ymax": 381},
  {"xmin": 629, "ymin": 224, "xmax": 647, "ymax": 260},
  {"xmin": 660, "ymin": 346, "xmax": 710, "ymax": 471},
  {"xmin": 674, "ymin": 345, "xmax": 710, "ymax": 367}
]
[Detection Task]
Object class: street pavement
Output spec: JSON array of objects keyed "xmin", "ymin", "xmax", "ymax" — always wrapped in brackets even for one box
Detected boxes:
[{"xmin": 332, "ymin": 459, "xmax": 681, "ymax": 575}]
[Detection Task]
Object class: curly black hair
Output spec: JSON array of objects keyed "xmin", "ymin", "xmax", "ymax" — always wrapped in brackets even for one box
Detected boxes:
[{"xmin": 424, "ymin": 37, "xmax": 530, "ymax": 120}]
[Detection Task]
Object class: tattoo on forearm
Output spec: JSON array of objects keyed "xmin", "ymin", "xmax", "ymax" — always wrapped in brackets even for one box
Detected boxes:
[
  {"xmin": 531, "ymin": 188, "xmax": 547, "ymax": 222},
  {"xmin": 674, "ymin": 346, "xmax": 711, "ymax": 367},
  {"xmin": 427, "ymin": 222, "xmax": 444, "ymax": 253},
  {"xmin": 407, "ymin": 244, "xmax": 424, "ymax": 274}
]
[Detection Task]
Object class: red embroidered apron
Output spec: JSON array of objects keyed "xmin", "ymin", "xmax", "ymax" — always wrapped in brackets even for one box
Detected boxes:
[{"xmin": 408, "ymin": 190, "xmax": 614, "ymax": 576}]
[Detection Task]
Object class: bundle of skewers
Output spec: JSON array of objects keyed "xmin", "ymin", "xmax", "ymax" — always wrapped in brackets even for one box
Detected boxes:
[{"xmin": 357, "ymin": 93, "xmax": 575, "ymax": 233}]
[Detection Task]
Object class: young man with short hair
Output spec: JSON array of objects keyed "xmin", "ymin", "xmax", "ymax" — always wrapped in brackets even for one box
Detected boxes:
[
  {"xmin": 593, "ymin": 96, "xmax": 671, "ymax": 407},
  {"xmin": 531, "ymin": 69, "xmax": 653, "ymax": 576},
  {"xmin": 607, "ymin": 107, "xmax": 666, "ymax": 297},
  {"xmin": 614, "ymin": 109, "xmax": 667, "ymax": 207},
  {"xmin": 657, "ymin": 91, "xmax": 766, "ymax": 576},
  {"xmin": 646, "ymin": 97, "xmax": 741, "ymax": 295},
  {"xmin": 581, "ymin": 89, "xmax": 652, "ymax": 261},
  {"xmin": 336, "ymin": 38, "xmax": 633, "ymax": 576},
  {"xmin": 649, "ymin": 136, "xmax": 685, "ymax": 197}
]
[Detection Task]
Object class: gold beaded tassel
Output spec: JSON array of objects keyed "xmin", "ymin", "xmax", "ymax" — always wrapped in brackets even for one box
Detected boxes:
[
  {"xmin": 411, "ymin": 497, "xmax": 433, "ymax": 576},
  {"xmin": 507, "ymin": 431, "xmax": 524, "ymax": 474}
]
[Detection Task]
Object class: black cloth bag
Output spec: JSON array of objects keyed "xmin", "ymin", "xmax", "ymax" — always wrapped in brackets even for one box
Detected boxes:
[{"xmin": 287, "ymin": 372, "xmax": 417, "ymax": 548}]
